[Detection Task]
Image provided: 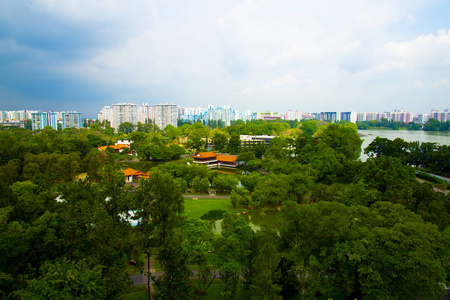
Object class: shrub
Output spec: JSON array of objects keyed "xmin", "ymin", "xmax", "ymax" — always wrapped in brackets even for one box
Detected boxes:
[{"xmin": 200, "ymin": 209, "xmax": 226, "ymax": 220}]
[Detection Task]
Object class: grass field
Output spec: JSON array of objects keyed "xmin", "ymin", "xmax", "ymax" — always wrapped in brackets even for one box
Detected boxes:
[
  {"xmin": 184, "ymin": 197, "xmax": 247, "ymax": 219},
  {"xmin": 121, "ymin": 285, "xmax": 147, "ymax": 300}
]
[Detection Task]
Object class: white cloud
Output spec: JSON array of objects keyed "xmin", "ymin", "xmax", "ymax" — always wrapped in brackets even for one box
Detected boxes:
[
  {"xmin": 377, "ymin": 29, "xmax": 450, "ymax": 65},
  {"xmin": 342, "ymin": 40, "xmax": 362, "ymax": 53},
  {"xmin": 263, "ymin": 74, "xmax": 296, "ymax": 91},
  {"xmin": 433, "ymin": 77, "xmax": 450, "ymax": 88}
]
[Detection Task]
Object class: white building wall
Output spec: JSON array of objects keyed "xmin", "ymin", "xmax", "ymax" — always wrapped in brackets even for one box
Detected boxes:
[
  {"xmin": 138, "ymin": 103, "xmax": 153, "ymax": 124},
  {"xmin": 111, "ymin": 103, "xmax": 138, "ymax": 130},
  {"xmin": 154, "ymin": 103, "xmax": 178, "ymax": 129}
]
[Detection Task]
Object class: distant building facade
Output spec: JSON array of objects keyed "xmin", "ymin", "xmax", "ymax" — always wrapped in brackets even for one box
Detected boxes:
[
  {"xmin": 137, "ymin": 103, "xmax": 154, "ymax": 124},
  {"xmin": 430, "ymin": 109, "xmax": 449, "ymax": 122},
  {"xmin": 31, "ymin": 111, "xmax": 58, "ymax": 130},
  {"xmin": 98, "ymin": 106, "xmax": 113, "ymax": 125},
  {"xmin": 61, "ymin": 111, "xmax": 82, "ymax": 129},
  {"xmin": 255, "ymin": 111, "xmax": 283, "ymax": 120},
  {"xmin": 285, "ymin": 110, "xmax": 302, "ymax": 121},
  {"xmin": 154, "ymin": 103, "xmax": 178, "ymax": 129},
  {"xmin": 340, "ymin": 111, "xmax": 357, "ymax": 123},
  {"xmin": 319, "ymin": 112, "xmax": 339, "ymax": 123},
  {"xmin": 390, "ymin": 109, "xmax": 413, "ymax": 123},
  {"xmin": 111, "ymin": 103, "xmax": 138, "ymax": 130}
]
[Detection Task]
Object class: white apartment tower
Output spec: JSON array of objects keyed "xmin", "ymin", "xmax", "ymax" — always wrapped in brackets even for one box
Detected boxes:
[
  {"xmin": 391, "ymin": 109, "xmax": 413, "ymax": 123},
  {"xmin": 98, "ymin": 106, "xmax": 113, "ymax": 125},
  {"xmin": 154, "ymin": 103, "xmax": 178, "ymax": 129},
  {"xmin": 111, "ymin": 103, "xmax": 138, "ymax": 130},
  {"xmin": 61, "ymin": 111, "xmax": 82, "ymax": 129},
  {"xmin": 138, "ymin": 103, "xmax": 154, "ymax": 124},
  {"xmin": 340, "ymin": 111, "xmax": 357, "ymax": 123},
  {"xmin": 285, "ymin": 110, "xmax": 302, "ymax": 121}
]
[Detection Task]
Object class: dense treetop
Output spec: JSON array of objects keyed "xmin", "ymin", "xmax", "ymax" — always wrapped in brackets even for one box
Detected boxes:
[{"xmin": 0, "ymin": 120, "xmax": 449, "ymax": 299}]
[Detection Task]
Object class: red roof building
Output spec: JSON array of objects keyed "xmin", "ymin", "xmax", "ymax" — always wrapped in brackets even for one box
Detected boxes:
[
  {"xmin": 122, "ymin": 168, "xmax": 150, "ymax": 182},
  {"xmin": 193, "ymin": 152, "xmax": 238, "ymax": 168}
]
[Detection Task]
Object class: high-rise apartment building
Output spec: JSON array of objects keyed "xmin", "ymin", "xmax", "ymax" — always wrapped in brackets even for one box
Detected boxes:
[
  {"xmin": 413, "ymin": 114, "xmax": 429, "ymax": 124},
  {"xmin": 111, "ymin": 103, "xmax": 138, "ymax": 130},
  {"xmin": 391, "ymin": 109, "xmax": 413, "ymax": 123},
  {"xmin": 98, "ymin": 106, "xmax": 113, "ymax": 125},
  {"xmin": 357, "ymin": 112, "xmax": 367, "ymax": 122},
  {"xmin": 154, "ymin": 103, "xmax": 178, "ymax": 129},
  {"xmin": 31, "ymin": 111, "xmax": 58, "ymax": 130},
  {"xmin": 430, "ymin": 109, "xmax": 448, "ymax": 122},
  {"xmin": 206, "ymin": 105, "xmax": 235, "ymax": 126},
  {"xmin": 138, "ymin": 103, "xmax": 154, "ymax": 124},
  {"xmin": 340, "ymin": 111, "xmax": 357, "ymax": 123},
  {"xmin": 179, "ymin": 107, "xmax": 207, "ymax": 123},
  {"xmin": 241, "ymin": 110, "xmax": 254, "ymax": 122},
  {"xmin": 285, "ymin": 110, "xmax": 302, "ymax": 121},
  {"xmin": 61, "ymin": 111, "xmax": 82, "ymax": 129},
  {"xmin": 319, "ymin": 112, "xmax": 339, "ymax": 123}
]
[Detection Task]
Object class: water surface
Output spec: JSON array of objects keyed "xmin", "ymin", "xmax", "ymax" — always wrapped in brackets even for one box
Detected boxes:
[{"xmin": 359, "ymin": 129, "xmax": 450, "ymax": 161}]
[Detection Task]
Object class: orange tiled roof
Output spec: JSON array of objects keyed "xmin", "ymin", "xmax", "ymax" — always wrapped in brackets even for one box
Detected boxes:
[
  {"xmin": 195, "ymin": 151, "xmax": 217, "ymax": 158},
  {"xmin": 98, "ymin": 144, "xmax": 130, "ymax": 151},
  {"xmin": 114, "ymin": 144, "xmax": 129, "ymax": 149},
  {"xmin": 123, "ymin": 168, "xmax": 137, "ymax": 176},
  {"xmin": 216, "ymin": 154, "xmax": 237, "ymax": 162},
  {"xmin": 123, "ymin": 168, "xmax": 149, "ymax": 178}
]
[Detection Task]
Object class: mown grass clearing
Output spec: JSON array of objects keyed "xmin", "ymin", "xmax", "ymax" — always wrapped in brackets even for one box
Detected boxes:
[
  {"xmin": 121, "ymin": 285, "xmax": 147, "ymax": 300},
  {"xmin": 184, "ymin": 197, "xmax": 247, "ymax": 219}
]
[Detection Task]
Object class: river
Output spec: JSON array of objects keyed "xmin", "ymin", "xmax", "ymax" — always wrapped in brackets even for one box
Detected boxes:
[{"xmin": 359, "ymin": 129, "xmax": 450, "ymax": 161}]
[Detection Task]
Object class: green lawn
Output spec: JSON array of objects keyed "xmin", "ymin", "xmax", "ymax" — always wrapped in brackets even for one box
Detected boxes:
[
  {"xmin": 122, "ymin": 290, "xmax": 146, "ymax": 300},
  {"xmin": 184, "ymin": 197, "xmax": 247, "ymax": 219},
  {"xmin": 121, "ymin": 285, "xmax": 147, "ymax": 300}
]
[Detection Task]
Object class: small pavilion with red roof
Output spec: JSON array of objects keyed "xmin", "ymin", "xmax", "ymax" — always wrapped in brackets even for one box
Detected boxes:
[
  {"xmin": 122, "ymin": 168, "xmax": 150, "ymax": 182},
  {"xmin": 193, "ymin": 151, "xmax": 238, "ymax": 168}
]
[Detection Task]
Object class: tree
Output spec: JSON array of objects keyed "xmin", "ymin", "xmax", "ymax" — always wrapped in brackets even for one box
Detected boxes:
[
  {"xmin": 316, "ymin": 123, "xmax": 362, "ymax": 162},
  {"xmin": 214, "ymin": 214, "xmax": 253, "ymax": 299},
  {"xmin": 279, "ymin": 201, "xmax": 448, "ymax": 299},
  {"xmin": 265, "ymin": 137, "xmax": 290, "ymax": 160},
  {"xmin": 240, "ymin": 172, "xmax": 262, "ymax": 193},
  {"xmin": 305, "ymin": 141, "xmax": 343, "ymax": 182},
  {"xmin": 211, "ymin": 129, "xmax": 230, "ymax": 153},
  {"xmin": 212, "ymin": 174, "xmax": 239, "ymax": 193},
  {"xmin": 300, "ymin": 120, "xmax": 319, "ymax": 136},
  {"xmin": 183, "ymin": 218, "xmax": 216, "ymax": 298},
  {"xmin": 192, "ymin": 176, "xmax": 210, "ymax": 194},
  {"xmin": 135, "ymin": 171, "xmax": 185, "ymax": 299},
  {"xmin": 237, "ymin": 148, "xmax": 257, "ymax": 163},
  {"xmin": 251, "ymin": 174, "xmax": 292, "ymax": 207},
  {"xmin": 249, "ymin": 227, "xmax": 282, "ymax": 300},
  {"xmin": 227, "ymin": 134, "xmax": 241, "ymax": 154},
  {"xmin": 355, "ymin": 156, "xmax": 416, "ymax": 203},
  {"xmin": 335, "ymin": 180, "xmax": 382, "ymax": 207},
  {"xmin": 423, "ymin": 118, "xmax": 441, "ymax": 131},
  {"xmin": 163, "ymin": 124, "xmax": 182, "ymax": 141},
  {"xmin": 230, "ymin": 187, "xmax": 252, "ymax": 208},
  {"xmin": 14, "ymin": 259, "xmax": 107, "ymax": 299},
  {"xmin": 118, "ymin": 122, "xmax": 135, "ymax": 134}
]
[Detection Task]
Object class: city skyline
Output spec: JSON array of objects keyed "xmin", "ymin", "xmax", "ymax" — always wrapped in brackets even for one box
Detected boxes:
[{"xmin": 0, "ymin": 1, "xmax": 450, "ymax": 117}]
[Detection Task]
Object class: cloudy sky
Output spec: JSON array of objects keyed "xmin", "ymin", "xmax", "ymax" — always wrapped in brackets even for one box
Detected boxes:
[{"xmin": 0, "ymin": 0, "xmax": 449, "ymax": 117}]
